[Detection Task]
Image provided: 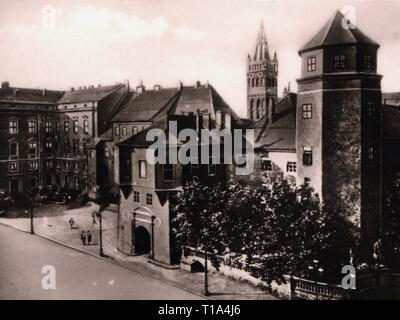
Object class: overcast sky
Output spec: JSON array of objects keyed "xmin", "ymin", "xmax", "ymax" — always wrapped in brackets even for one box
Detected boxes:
[{"xmin": 1, "ymin": 0, "xmax": 400, "ymax": 117}]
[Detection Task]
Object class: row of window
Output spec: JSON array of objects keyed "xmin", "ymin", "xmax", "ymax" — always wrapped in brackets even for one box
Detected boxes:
[
  {"xmin": 300, "ymin": 146, "xmax": 375, "ymax": 166},
  {"xmin": 249, "ymin": 64, "xmax": 263, "ymax": 71},
  {"xmin": 115, "ymin": 125, "xmax": 149, "ymax": 137},
  {"xmin": 8, "ymin": 160, "xmax": 88, "ymax": 172},
  {"xmin": 133, "ymin": 191, "xmax": 153, "ymax": 205},
  {"xmin": 9, "ymin": 118, "xmax": 90, "ymax": 135},
  {"xmin": 136, "ymin": 160, "xmax": 217, "ymax": 182},
  {"xmin": 306, "ymin": 54, "xmax": 373, "ymax": 72},
  {"xmin": 248, "ymin": 77, "xmax": 277, "ymax": 88},
  {"xmin": 9, "ymin": 176, "xmax": 87, "ymax": 192},
  {"xmin": 300, "ymin": 103, "xmax": 376, "ymax": 120},
  {"xmin": 10, "ymin": 140, "xmax": 88, "ymax": 157},
  {"xmin": 261, "ymin": 159, "xmax": 297, "ymax": 172}
]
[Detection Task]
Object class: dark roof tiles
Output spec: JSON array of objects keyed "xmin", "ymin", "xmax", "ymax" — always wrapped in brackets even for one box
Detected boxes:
[
  {"xmin": 58, "ymin": 84, "xmax": 124, "ymax": 104},
  {"xmin": 300, "ymin": 10, "xmax": 378, "ymax": 54}
]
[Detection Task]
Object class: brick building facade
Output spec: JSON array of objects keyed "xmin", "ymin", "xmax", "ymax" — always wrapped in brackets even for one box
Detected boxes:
[{"xmin": 0, "ymin": 81, "xmax": 128, "ymax": 196}]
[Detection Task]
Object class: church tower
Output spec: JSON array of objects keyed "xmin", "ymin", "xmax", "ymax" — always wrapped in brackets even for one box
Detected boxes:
[
  {"xmin": 247, "ymin": 22, "xmax": 278, "ymax": 121},
  {"xmin": 296, "ymin": 10, "xmax": 382, "ymax": 256}
]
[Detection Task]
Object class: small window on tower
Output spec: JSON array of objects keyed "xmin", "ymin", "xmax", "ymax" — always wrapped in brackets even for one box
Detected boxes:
[
  {"xmin": 303, "ymin": 147, "xmax": 313, "ymax": 166},
  {"xmin": 302, "ymin": 104, "xmax": 312, "ymax": 119},
  {"xmin": 333, "ymin": 55, "xmax": 346, "ymax": 69},
  {"xmin": 307, "ymin": 56, "xmax": 316, "ymax": 72},
  {"xmin": 368, "ymin": 146, "xmax": 374, "ymax": 164},
  {"xmin": 367, "ymin": 102, "xmax": 375, "ymax": 117},
  {"xmin": 364, "ymin": 55, "xmax": 372, "ymax": 71}
]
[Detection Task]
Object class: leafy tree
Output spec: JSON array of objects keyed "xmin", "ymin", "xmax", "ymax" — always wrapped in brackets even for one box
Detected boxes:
[
  {"xmin": 171, "ymin": 177, "xmax": 354, "ymax": 285},
  {"xmin": 383, "ymin": 173, "xmax": 400, "ymax": 270}
]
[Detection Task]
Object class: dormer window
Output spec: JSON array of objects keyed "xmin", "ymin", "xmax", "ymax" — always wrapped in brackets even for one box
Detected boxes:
[
  {"xmin": 334, "ymin": 55, "xmax": 346, "ymax": 70},
  {"xmin": 307, "ymin": 56, "xmax": 316, "ymax": 72}
]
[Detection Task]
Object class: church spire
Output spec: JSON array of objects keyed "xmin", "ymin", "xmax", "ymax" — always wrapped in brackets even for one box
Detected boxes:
[
  {"xmin": 253, "ymin": 21, "xmax": 269, "ymax": 61},
  {"xmin": 258, "ymin": 21, "xmax": 266, "ymax": 41}
]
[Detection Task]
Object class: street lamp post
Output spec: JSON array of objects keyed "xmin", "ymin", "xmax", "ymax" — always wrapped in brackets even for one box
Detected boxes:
[
  {"xmin": 308, "ymin": 259, "xmax": 324, "ymax": 300},
  {"xmin": 204, "ymin": 248, "xmax": 210, "ymax": 296},
  {"xmin": 98, "ymin": 208, "xmax": 104, "ymax": 257},
  {"xmin": 30, "ymin": 205, "xmax": 34, "ymax": 235}
]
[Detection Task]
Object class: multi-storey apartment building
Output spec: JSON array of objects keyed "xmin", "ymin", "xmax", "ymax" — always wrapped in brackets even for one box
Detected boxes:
[
  {"xmin": 0, "ymin": 81, "xmax": 128, "ymax": 196},
  {"xmin": 0, "ymin": 81, "xmax": 63, "ymax": 195},
  {"xmin": 115, "ymin": 82, "xmax": 242, "ymax": 265}
]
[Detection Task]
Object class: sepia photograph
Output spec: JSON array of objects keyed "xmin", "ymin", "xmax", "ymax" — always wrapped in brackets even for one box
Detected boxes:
[{"xmin": 0, "ymin": 0, "xmax": 400, "ymax": 304}]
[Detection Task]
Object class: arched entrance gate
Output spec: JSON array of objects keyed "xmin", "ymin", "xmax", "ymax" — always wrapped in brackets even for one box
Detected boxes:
[{"xmin": 131, "ymin": 206, "xmax": 155, "ymax": 259}]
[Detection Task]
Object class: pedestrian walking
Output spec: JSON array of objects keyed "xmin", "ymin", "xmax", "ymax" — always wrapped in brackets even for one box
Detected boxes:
[
  {"xmin": 80, "ymin": 230, "xmax": 87, "ymax": 246},
  {"xmin": 87, "ymin": 230, "xmax": 92, "ymax": 245},
  {"xmin": 69, "ymin": 217, "xmax": 75, "ymax": 229},
  {"xmin": 92, "ymin": 212, "xmax": 97, "ymax": 226}
]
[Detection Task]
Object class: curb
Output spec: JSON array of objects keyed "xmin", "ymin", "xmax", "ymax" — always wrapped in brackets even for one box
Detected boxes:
[{"xmin": 0, "ymin": 221, "xmax": 212, "ymax": 300}]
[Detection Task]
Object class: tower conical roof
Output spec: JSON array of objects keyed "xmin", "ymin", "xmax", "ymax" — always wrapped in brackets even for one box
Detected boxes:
[
  {"xmin": 253, "ymin": 21, "xmax": 270, "ymax": 61},
  {"xmin": 299, "ymin": 10, "xmax": 378, "ymax": 54}
]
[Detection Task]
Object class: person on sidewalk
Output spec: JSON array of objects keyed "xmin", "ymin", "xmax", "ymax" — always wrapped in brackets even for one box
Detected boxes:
[
  {"xmin": 91, "ymin": 212, "xmax": 97, "ymax": 226},
  {"xmin": 87, "ymin": 230, "xmax": 92, "ymax": 245},
  {"xmin": 80, "ymin": 231, "xmax": 87, "ymax": 246},
  {"xmin": 69, "ymin": 217, "xmax": 75, "ymax": 229}
]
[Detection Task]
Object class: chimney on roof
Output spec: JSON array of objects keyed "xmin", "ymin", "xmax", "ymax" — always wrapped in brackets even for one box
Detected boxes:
[
  {"xmin": 215, "ymin": 110, "xmax": 222, "ymax": 129},
  {"xmin": 136, "ymin": 84, "xmax": 145, "ymax": 95},
  {"xmin": 205, "ymin": 81, "xmax": 209, "ymax": 88},
  {"xmin": 125, "ymin": 80, "xmax": 130, "ymax": 92},
  {"xmin": 1, "ymin": 81, "xmax": 9, "ymax": 89},
  {"xmin": 14, "ymin": 88, "xmax": 19, "ymax": 96},
  {"xmin": 177, "ymin": 81, "xmax": 183, "ymax": 90},
  {"xmin": 42, "ymin": 88, "xmax": 46, "ymax": 96},
  {"xmin": 70, "ymin": 87, "xmax": 75, "ymax": 92},
  {"xmin": 195, "ymin": 81, "xmax": 200, "ymax": 88},
  {"xmin": 224, "ymin": 113, "xmax": 231, "ymax": 129},
  {"xmin": 154, "ymin": 84, "xmax": 162, "ymax": 91}
]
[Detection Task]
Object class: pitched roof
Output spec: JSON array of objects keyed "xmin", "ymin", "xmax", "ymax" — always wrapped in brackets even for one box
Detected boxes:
[
  {"xmin": 383, "ymin": 92, "xmax": 400, "ymax": 106},
  {"xmin": 0, "ymin": 87, "xmax": 63, "ymax": 104},
  {"xmin": 112, "ymin": 87, "xmax": 180, "ymax": 122},
  {"xmin": 58, "ymin": 84, "xmax": 124, "ymax": 104},
  {"xmin": 112, "ymin": 83, "xmax": 241, "ymax": 126},
  {"xmin": 254, "ymin": 93, "xmax": 297, "ymax": 151},
  {"xmin": 300, "ymin": 10, "xmax": 378, "ymax": 54}
]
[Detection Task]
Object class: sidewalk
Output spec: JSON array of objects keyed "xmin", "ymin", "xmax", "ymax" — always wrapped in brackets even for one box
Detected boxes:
[{"xmin": 0, "ymin": 203, "xmax": 279, "ymax": 300}]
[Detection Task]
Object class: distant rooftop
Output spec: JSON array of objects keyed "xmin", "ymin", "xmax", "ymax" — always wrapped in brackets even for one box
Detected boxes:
[{"xmin": 58, "ymin": 84, "xmax": 125, "ymax": 104}]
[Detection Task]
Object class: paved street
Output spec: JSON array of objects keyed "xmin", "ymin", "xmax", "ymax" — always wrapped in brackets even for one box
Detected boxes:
[{"xmin": 0, "ymin": 224, "xmax": 204, "ymax": 300}]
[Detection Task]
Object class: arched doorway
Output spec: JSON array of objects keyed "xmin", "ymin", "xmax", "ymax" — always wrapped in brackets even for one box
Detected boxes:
[{"xmin": 134, "ymin": 226, "xmax": 150, "ymax": 254}]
